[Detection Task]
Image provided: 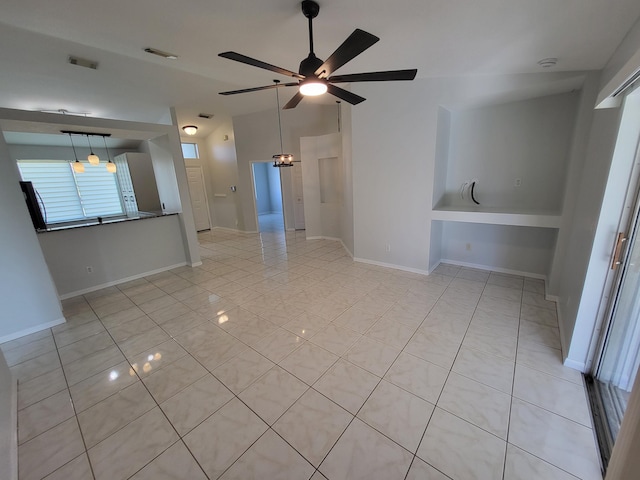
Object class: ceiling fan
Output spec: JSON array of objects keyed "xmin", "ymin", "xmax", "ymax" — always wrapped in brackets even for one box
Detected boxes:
[{"xmin": 218, "ymin": 0, "xmax": 417, "ymax": 109}]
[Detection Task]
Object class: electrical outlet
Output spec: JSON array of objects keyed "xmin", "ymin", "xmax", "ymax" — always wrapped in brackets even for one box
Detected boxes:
[
  {"xmin": 466, "ymin": 243, "xmax": 472, "ymax": 251},
  {"xmin": 515, "ymin": 178, "xmax": 522, "ymax": 187},
  {"xmin": 86, "ymin": 266, "xmax": 93, "ymax": 274},
  {"xmin": 385, "ymin": 244, "xmax": 391, "ymax": 253}
]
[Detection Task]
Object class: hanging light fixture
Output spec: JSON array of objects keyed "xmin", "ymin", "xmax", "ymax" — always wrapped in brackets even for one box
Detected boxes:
[
  {"xmin": 272, "ymin": 80, "xmax": 294, "ymax": 168},
  {"xmin": 182, "ymin": 125, "xmax": 198, "ymax": 136},
  {"xmin": 103, "ymin": 136, "xmax": 116, "ymax": 173},
  {"xmin": 86, "ymin": 134, "xmax": 100, "ymax": 165},
  {"xmin": 67, "ymin": 132, "xmax": 84, "ymax": 173}
]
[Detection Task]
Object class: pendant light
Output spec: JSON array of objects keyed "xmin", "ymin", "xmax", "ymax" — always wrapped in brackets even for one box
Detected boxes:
[
  {"xmin": 103, "ymin": 136, "xmax": 116, "ymax": 173},
  {"xmin": 86, "ymin": 134, "xmax": 100, "ymax": 165},
  {"xmin": 68, "ymin": 132, "xmax": 84, "ymax": 173},
  {"xmin": 272, "ymin": 80, "xmax": 294, "ymax": 168}
]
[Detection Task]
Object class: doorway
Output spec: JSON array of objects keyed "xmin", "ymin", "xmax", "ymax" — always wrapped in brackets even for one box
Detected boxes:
[
  {"xmin": 185, "ymin": 165, "xmax": 211, "ymax": 232},
  {"xmin": 251, "ymin": 162, "xmax": 284, "ymax": 232}
]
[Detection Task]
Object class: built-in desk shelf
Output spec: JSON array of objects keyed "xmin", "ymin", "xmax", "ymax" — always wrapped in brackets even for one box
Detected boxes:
[{"xmin": 431, "ymin": 205, "xmax": 562, "ymax": 228}]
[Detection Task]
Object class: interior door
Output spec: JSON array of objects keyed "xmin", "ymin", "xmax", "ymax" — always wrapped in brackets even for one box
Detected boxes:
[{"xmin": 185, "ymin": 166, "xmax": 211, "ymax": 232}]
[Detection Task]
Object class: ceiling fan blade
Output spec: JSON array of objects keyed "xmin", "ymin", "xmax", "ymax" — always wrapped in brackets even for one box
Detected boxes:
[
  {"xmin": 314, "ymin": 29, "xmax": 379, "ymax": 78},
  {"xmin": 328, "ymin": 69, "xmax": 418, "ymax": 83},
  {"xmin": 327, "ymin": 84, "xmax": 366, "ymax": 105},
  {"xmin": 219, "ymin": 52, "xmax": 304, "ymax": 79},
  {"xmin": 219, "ymin": 83, "xmax": 298, "ymax": 96},
  {"xmin": 283, "ymin": 92, "xmax": 305, "ymax": 110}
]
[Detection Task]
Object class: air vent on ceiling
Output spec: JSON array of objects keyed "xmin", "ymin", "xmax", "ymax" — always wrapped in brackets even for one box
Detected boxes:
[
  {"xmin": 68, "ymin": 56, "xmax": 98, "ymax": 70},
  {"xmin": 144, "ymin": 47, "xmax": 178, "ymax": 60},
  {"xmin": 198, "ymin": 113, "xmax": 214, "ymax": 119}
]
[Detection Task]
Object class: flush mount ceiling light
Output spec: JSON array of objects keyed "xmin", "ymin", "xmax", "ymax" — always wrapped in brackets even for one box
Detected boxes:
[
  {"xmin": 537, "ymin": 58, "xmax": 558, "ymax": 68},
  {"xmin": 143, "ymin": 47, "xmax": 178, "ymax": 60},
  {"xmin": 182, "ymin": 125, "xmax": 198, "ymax": 136},
  {"xmin": 86, "ymin": 135, "xmax": 99, "ymax": 165},
  {"xmin": 271, "ymin": 80, "xmax": 294, "ymax": 168}
]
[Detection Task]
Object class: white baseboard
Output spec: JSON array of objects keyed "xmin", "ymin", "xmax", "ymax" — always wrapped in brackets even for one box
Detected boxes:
[
  {"xmin": 58, "ymin": 262, "xmax": 187, "ymax": 300},
  {"xmin": 0, "ymin": 317, "xmax": 66, "ymax": 345},
  {"xmin": 211, "ymin": 226, "xmax": 255, "ymax": 234},
  {"xmin": 563, "ymin": 357, "xmax": 586, "ymax": 372},
  {"xmin": 439, "ymin": 258, "xmax": 547, "ymax": 280},
  {"xmin": 354, "ymin": 257, "xmax": 430, "ymax": 276},
  {"xmin": 556, "ymin": 304, "xmax": 571, "ymax": 364},
  {"xmin": 190, "ymin": 261, "xmax": 203, "ymax": 267},
  {"xmin": 306, "ymin": 236, "xmax": 341, "ymax": 241}
]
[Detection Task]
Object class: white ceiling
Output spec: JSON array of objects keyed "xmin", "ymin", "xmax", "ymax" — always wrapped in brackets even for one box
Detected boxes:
[{"xmin": 0, "ymin": 0, "xmax": 639, "ymax": 140}]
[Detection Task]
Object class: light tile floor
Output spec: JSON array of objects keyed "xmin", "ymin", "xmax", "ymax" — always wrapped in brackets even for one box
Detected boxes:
[{"xmin": 1, "ymin": 229, "xmax": 603, "ymax": 480}]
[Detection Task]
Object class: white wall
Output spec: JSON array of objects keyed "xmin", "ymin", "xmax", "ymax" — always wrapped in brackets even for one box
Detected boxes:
[
  {"xmin": 7, "ymin": 144, "xmax": 132, "ymax": 162},
  {"xmin": 561, "ymin": 92, "xmax": 640, "ymax": 369},
  {"xmin": 350, "ymin": 73, "xmax": 591, "ymax": 275},
  {"xmin": 340, "ymin": 103, "xmax": 355, "ymax": 255},
  {"xmin": 301, "ymin": 133, "xmax": 342, "ymax": 239},
  {"xmin": 202, "ymin": 120, "xmax": 243, "ymax": 230},
  {"xmin": 548, "ymin": 73, "xmax": 602, "ymax": 296},
  {"xmin": 440, "ymin": 223, "xmax": 558, "ymax": 276},
  {"xmin": 352, "ymin": 79, "xmax": 438, "ymax": 274},
  {"xmin": 441, "ymin": 93, "xmax": 578, "ymax": 211},
  {"xmin": 551, "ymin": 106, "xmax": 622, "ymax": 365},
  {"xmin": 0, "ymin": 132, "xmax": 64, "ymax": 342},
  {"xmin": 38, "ymin": 215, "xmax": 187, "ymax": 298},
  {"xmin": 142, "ymin": 133, "xmax": 200, "ymax": 266},
  {"xmin": 232, "ymin": 104, "xmax": 337, "ymax": 232}
]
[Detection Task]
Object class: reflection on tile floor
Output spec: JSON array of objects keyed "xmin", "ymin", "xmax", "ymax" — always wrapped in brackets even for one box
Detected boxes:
[{"xmin": 1, "ymin": 229, "xmax": 603, "ymax": 479}]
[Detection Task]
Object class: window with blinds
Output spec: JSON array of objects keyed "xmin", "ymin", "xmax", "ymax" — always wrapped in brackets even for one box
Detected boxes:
[{"xmin": 17, "ymin": 160, "xmax": 124, "ymax": 224}]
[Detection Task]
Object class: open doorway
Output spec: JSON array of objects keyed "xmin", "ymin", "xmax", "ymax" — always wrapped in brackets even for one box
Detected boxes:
[{"xmin": 251, "ymin": 162, "xmax": 284, "ymax": 232}]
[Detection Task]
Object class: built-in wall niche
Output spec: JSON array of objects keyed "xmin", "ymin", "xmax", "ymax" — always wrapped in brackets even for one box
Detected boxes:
[
  {"xmin": 319, "ymin": 156, "xmax": 342, "ymax": 204},
  {"xmin": 432, "ymin": 92, "xmax": 579, "ymax": 217}
]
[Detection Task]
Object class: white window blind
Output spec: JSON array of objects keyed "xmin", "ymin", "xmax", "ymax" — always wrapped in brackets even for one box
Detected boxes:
[{"xmin": 17, "ymin": 160, "xmax": 124, "ymax": 224}]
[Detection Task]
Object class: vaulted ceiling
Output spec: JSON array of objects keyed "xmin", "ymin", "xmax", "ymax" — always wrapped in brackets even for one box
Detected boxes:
[{"xmin": 1, "ymin": 0, "xmax": 639, "ymax": 137}]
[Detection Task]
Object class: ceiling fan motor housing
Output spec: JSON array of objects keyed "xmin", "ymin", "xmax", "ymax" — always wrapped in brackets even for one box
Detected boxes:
[
  {"xmin": 299, "ymin": 53, "xmax": 324, "ymax": 77},
  {"xmin": 301, "ymin": 0, "xmax": 320, "ymax": 19}
]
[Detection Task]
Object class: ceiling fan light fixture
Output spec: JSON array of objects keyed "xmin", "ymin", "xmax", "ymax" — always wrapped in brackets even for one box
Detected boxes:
[
  {"xmin": 299, "ymin": 79, "xmax": 327, "ymax": 96},
  {"xmin": 182, "ymin": 125, "xmax": 198, "ymax": 136}
]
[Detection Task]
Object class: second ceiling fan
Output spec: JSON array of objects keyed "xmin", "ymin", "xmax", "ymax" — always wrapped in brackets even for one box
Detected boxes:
[{"xmin": 218, "ymin": 0, "xmax": 417, "ymax": 109}]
